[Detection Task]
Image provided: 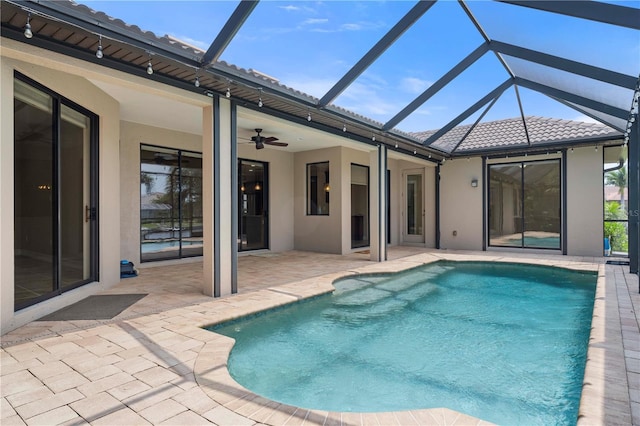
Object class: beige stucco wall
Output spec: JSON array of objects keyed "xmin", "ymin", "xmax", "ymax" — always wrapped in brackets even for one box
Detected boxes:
[
  {"xmin": 440, "ymin": 158, "xmax": 483, "ymax": 250},
  {"xmin": 119, "ymin": 121, "xmax": 202, "ymax": 264},
  {"xmin": 567, "ymin": 147, "xmax": 604, "ymax": 256},
  {"xmin": 294, "ymin": 147, "xmax": 343, "ymax": 253},
  {"xmin": 237, "ymin": 144, "xmax": 295, "ymax": 253},
  {"xmin": 0, "ymin": 53, "xmax": 121, "ymax": 334}
]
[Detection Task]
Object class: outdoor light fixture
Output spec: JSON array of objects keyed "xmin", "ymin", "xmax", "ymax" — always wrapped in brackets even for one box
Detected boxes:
[
  {"xmin": 343, "ymin": 123, "xmax": 347, "ymax": 132},
  {"xmin": 471, "ymin": 179, "xmax": 478, "ymax": 188},
  {"xmin": 595, "ymin": 145, "xmax": 598, "ymax": 152},
  {"xmin": 96, "ymin": 35, "xmax": 103, "ymax": 59},
  {"xmin": 194, "ymin": 75, "xmax": 200, "ymax": 88},
  {"xmin": 24, "ymin": 13, "xmax": 33, "ymax": 39},
  {"xmin": 146, "ymin": 59, "xmax": 153, "ymax": 75},
  {"xmin": 307, "ymin": 111, "xmax": 312, "ymax": 122},
  {"xmin": 225, "ymin": 87, "xmax": 231, "ymax": 98},
  {"xmin": 372, "ymin": 134, "xmax": 376, "ymax": 142},
  {"xmin": 324, "ymin": 183, "xmax": 330, "ymax": 192},
  {"xmin": 394, "ymin": 142, "xmax": 398, "ymax": 148},
  {"xmin": 258, "ymin": 97, "xmax": 263, "ymax": 107}
]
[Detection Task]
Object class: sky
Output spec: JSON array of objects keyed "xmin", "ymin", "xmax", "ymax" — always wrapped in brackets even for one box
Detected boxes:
[{"xmin": 77, "ymin": 0, "xmax": 640, "ymax": 133}]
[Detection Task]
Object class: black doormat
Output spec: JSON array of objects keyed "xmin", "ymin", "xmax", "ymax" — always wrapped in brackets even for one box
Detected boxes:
[
  {"xmin": 37, "ymin": 294, "xmax": 147, "ymax": 321},
  {"xmin": 606, "ymin": 260, "xmax": 630, "ymax": 265}
]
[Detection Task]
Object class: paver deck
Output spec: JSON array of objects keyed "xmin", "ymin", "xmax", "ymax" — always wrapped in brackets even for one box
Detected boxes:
[{"xmin": 2, "ymin": 248, "xmax": 638, "ymax": 425}]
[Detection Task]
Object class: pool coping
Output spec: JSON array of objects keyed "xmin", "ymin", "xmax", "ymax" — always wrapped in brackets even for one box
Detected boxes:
[{"xmin": 191, "ymin": 251, "xmax": 614, "ymax": 426}]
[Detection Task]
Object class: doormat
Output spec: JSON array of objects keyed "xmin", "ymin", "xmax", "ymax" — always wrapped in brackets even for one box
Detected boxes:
[
  {"xmin": 606, "ymin": 260, "xmax": 630, "ymax": 265},
  {"xmin": 37, "ymin": 294, "xmax": 147, "ymax": 321}
]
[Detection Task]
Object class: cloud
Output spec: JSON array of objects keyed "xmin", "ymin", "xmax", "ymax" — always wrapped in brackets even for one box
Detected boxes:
[
  {"xmin": 573, "ymin": 115, "xmax": 600, "ymax": 124},
  {"xmin": 400, "ymin": 77, "xmax": 431, "ymax": 95},
  {"xmin": 279, "ymin": 5, "xmax": 300, "ymax": 12},
  {"xmin": 303, "ymin": 18, "xmax": 329, "ymax": 25},
  {"xmin": 341, "ymin": 23, "xmax": 362, "ymax": 31},
  {"xmin": 167, "ymin": 34, "xmax": 208, "ymax": 51}
]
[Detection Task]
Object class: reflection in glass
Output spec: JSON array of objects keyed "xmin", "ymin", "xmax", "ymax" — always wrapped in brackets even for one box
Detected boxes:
[
  {"xmin": 14, "ymin": 80, "xmax": 55, "ymax": 308},
  {"xmin": 238, "ymin": 159, "xmax": 268, "ymax": 251},
  {"xmin": 307, "ymin": 162, "xmax": 330, "ymax": 215},
  {"xmin": 351, "ymin": 164, "xmax": 369, "ymax": 248},
  {"xmin": 604, "ymin": 145, "xmax": 629, "ymax": 256},
  {"xmin": 60, "ymin": 105, "xmax": 92, "ymax": 288},
  {"xmin": 140, "ymin": 147, "xmax": 202, "ymax": 261},
  {"xmin": 406, "ymin": 174, "xmax": 423, "ymax": 236},
  {"xmin": 489, "ymin": 160, "xmax": 560, "ymax": 249}
]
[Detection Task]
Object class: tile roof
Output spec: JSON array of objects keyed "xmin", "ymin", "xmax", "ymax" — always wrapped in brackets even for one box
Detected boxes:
[{"xmin": 412, "ymin": 116, "xmax": 622, "ymax": 154}]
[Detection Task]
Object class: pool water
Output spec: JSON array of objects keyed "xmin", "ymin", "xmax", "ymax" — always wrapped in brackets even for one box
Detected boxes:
[{"xmin": 211, "ymin": 261, "xmax": 597, "ymax": 425}]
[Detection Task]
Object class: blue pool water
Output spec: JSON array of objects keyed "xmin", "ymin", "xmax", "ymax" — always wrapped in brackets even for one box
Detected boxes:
[{"xmin": 210, "ymin": 261, "xmax": 596, "ymax": 425}]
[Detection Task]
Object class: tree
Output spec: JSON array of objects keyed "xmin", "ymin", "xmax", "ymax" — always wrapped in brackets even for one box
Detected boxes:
[{"xmin": 605, "ymin": 167, "xmax": 627, "ymax": 213}]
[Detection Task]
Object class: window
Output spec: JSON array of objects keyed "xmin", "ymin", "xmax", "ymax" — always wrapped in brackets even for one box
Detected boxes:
[
  {"xmin": 307, "ymin": 162, "xmax": 330, "ymax": 215},
  {"xmin": 489, "ymin": 159, "xmax": 561, "ymax": 249},
  {"xmin": 14, "ymin": 73, "xmax": 98, "ymax": 310},
  {"xmin": 140, "ymin": 145, "xmax": 202, "ymax": 261}
]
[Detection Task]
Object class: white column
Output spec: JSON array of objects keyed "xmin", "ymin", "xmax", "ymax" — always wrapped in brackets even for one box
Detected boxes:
[
  {"xmin": 202, "ymin": 97, "xmax": 234, "ymax": 297},
  {"xmin": 370, "ymin": 145, "xmax": 388, "ymax": 262}
]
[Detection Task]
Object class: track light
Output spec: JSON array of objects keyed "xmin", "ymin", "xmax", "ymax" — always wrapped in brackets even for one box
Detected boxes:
[
  {"xmin": 146, "ymin": 59, "xmax": 153, "ymax": 75},
  {"xmin": 24, "ymin": 13, "xmax": 33, "ymax": 39},
  {"xmin": 95, "ymin": 35, "xmax": 103, "ymax": 59},
  {"xmin": 225, "ymin": 87, "xmax": 231, "ymax": 98}
]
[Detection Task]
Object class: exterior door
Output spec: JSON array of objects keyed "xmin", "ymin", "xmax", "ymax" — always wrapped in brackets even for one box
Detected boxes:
[
  {"xmin": 238, "ymin": 159, "xmax": 269, "ymax": 251},
  {"xmin": 403, "ymin": 169, "xmax": 425, "ymax": 244}
]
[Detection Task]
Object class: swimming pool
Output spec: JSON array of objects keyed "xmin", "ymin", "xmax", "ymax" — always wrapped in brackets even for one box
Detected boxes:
[{"xmin": 211, "ymin": 261, "xmax": 596, "ymax": 425}]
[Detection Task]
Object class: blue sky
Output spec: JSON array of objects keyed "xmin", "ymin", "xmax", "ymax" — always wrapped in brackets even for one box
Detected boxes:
[{"xmin": 78, "ymin": 1, "xmax": 640, "ymax": 133}]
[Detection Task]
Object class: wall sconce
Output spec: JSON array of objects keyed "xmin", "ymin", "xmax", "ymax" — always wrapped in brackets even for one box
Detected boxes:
[
  {"xmin": 471, "ymin": 179, "xmax": 478, "ymax": 188},
  {"xmin": 324, "ymin": 183, "xmax": 330, "ymax": 192}
]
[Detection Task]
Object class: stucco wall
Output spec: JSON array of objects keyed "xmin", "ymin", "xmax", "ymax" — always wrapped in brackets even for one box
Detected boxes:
[
  {"xmin": 237, "ymin": 144, "xmax": 295, "ymax": 253},
  {"xmin": 119, "ymin": 121, "xmax": 202, "ymax": 264},
  {"xmin": 294, "ymin": 147, "xmax": 343, "ymax": 253},
  {"xmin": 439, "ymin": 158, "xmax": 483, "ymax": 250},
  {"xmin": 0, "ymin": 54, "xmax": 120, "ymax": 334},
  {"xmin": 567, "ymin": 147, "xmax": 604, "ymax": 256}
]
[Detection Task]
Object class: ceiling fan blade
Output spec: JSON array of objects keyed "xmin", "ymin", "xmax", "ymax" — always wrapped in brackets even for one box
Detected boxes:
[
  {"xmin": 264, "ymin": 140, "xmax": 288, "ymax": 147},
  {"xmin": 263, "ymin": 136, "xmax": 279, "ymax": 143}
]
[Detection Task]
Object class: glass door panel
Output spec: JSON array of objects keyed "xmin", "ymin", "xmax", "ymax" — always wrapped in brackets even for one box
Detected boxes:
[
  {"xmin": 239, "ymin": 159, "xmax": 268, "ymax": 251},
  {"xmin": 489, "ymin": 164, "xmax": 523, "ymax": 247},
  {"xmin": 404, "ymin": 171, "xmax": 424, "ymax": 243},
  {"xmin": 523, "ymin": 161, "xmax": 560, "ymax": 249},
  {"xmin": 351, "ymin": 164, "xmax": 369, "ymax": 248},
  {"xmin": 60, "ymin": 105, "xmax": 91, "ymax": 287},
  {"xmin": 180, "ymin": 152, "xmax": 203, "ymax": 257},
  {"xmin": 14, "ymin": 80, "xmax": 55, "ymax": 307}
]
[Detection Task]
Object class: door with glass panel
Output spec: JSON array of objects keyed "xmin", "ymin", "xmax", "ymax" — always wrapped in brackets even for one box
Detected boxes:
[
  {"xmin": 488, "ymin": 160, "xmax": 561, "ymax": 249},
  {"xmin": 238, "ymin": 159, "xmax": 269, "ymax": 251},
  {"xmin": 140, "ymin": 146, "xmax": 203, "ymax": 262},
  {"xmin": 403, "ymin": 170, "xmax": 425, "ymax": 243},
  {"xmin": 14, "ymin": 74, "xmax": 97, "ymax": 310}
]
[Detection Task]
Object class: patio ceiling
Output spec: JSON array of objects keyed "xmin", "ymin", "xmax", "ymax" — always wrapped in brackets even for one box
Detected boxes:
[{"xmin": 1, "ymin": 0, "xmax": 638, "ymax": 159}]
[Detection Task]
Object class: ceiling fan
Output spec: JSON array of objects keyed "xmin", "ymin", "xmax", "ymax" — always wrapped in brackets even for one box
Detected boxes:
[{"xmin": 251, "ymin": 128, "xmax": 288, "ymax": 150}]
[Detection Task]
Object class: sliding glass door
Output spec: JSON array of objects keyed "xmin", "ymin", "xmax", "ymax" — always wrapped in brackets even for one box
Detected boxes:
[
  {"xmin": 489, "ymin": 160, "xmax": 561, "ymax": 249},
  {"xmin": 14, "ymin": 73, "xmax": 97, "ymax": 310},
  {"xmin": 140, "ymin": 146, "xmax": 203, "ymax": 261},
  {"xmin": 238, "ymin": 159, "xmax": 268, "ymax": 251}
]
